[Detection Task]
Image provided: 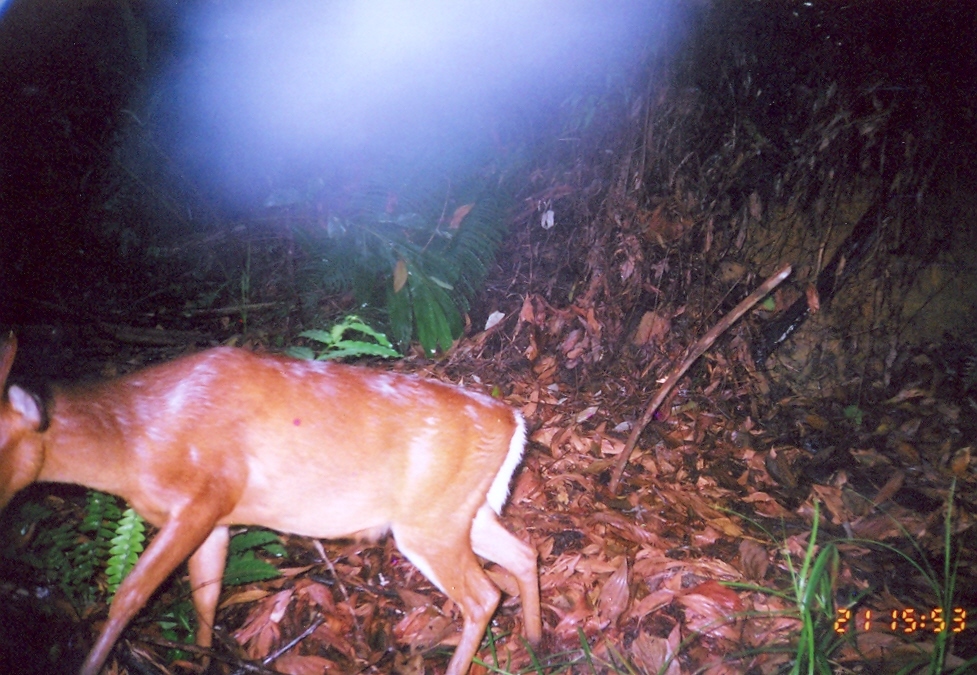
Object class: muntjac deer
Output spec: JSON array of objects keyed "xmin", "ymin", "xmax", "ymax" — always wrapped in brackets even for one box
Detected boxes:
[{"xmin": 0, "ymin": 334, "xmax": 541, "ymax": 675}]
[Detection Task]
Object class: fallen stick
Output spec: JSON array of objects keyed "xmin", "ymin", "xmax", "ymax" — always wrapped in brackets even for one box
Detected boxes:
[{"xmin": 608, "ymin": 264, "xmax": 793, "ymax": 493}]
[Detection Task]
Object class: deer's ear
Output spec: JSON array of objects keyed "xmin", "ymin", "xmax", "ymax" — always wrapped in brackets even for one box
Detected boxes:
[{"xmin": 8, "ymin": 385, "xmax": 43, "ymax": 429}]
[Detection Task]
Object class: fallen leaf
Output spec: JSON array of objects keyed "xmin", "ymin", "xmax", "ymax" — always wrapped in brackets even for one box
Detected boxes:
[
  {"xmin": 630, "ymin": 624, "xmax": 681, "ymax": 675},
  {"xmin": 738, "ymin": 539, "xmax": 769, "ymax": 581},
  {"xmin": 805, "ymin": 283, "xmax": 820, "ymax": 313},
  {"xmin": 950, "ymin": 446, "xmax": 971, "ymax": 476},
  {"xmin": 632, "ymin": 311, "xmax": 671, "ymax": 346},
  {"xmin": 393, "ymin": 258, "xmax": 408, "ymax": 293},
  {"xmin": 597, "ymin": 558, "xmax": 630, "ymax": 626},
  {"xmin": 448, "ymin": 203, "xmax": 474, "ymax": 229},
  {"xmin": 394, "ymin": 605, "xmax": 454, "ymax": 650},
  {"xmin": 272, "ymin": 653, "xmax": 340, "ymax": 675}
]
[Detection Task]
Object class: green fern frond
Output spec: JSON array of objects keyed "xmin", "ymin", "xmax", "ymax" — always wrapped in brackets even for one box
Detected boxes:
[
  {"xmin": 106, "ymin": 508, "xmax": 146, "ymax": 597},
  {"xmin": 0, "ymin": 492, "xmax": 126, "ymax": 610},
  {"xmin": 222, "ymin": 529, "xmax": 284, "ymax": 586},
  {"xmin": 82, "ymin": 490, "xmax": 123, "ymax": 553},
  {"xmin": 292, "ymin": 315, "xmax": 401, "ymax": 360}
]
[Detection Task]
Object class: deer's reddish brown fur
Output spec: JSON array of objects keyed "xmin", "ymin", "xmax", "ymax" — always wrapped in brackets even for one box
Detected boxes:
[{"xmin": 0, "ymin": 335, "xmax": 541, "ymax": 675}]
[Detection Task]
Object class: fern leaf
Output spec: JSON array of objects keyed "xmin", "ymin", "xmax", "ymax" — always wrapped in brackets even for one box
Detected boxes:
[{"xmin": 106, "ymin": 508, "xmax": 146, "ymax": 597}]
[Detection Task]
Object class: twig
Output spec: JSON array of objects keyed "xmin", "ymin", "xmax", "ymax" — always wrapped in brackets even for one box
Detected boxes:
[
  {"xmin": 262, "ymin": 616, "xmax": 324, "ymax": 668},
  {"xmin": 608, "ymin": 264, "xmax": 792, "ymax": 493},
  {"xmin": 133, "ymin": 636, "xmax": 281, "ymax": 674}
]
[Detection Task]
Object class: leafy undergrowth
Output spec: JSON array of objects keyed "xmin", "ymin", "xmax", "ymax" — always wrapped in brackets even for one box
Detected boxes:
[
  {"xmin": 4, "ymin": 309, "xmax": 976, "ymax": 675},
  {"xmin": 487, "ymin": 331, "xmax": 977, "ymax": 673}
]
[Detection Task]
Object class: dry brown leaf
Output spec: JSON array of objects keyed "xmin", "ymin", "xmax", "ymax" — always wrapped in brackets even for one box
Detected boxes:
[
  {"xmin": 575, "ymin": 405, "xmax": 599, "ymax": 423},
  {"xmin": 560, "ymin": 328, "xmax": 585, "ymax": 357},
  {"xmin": 574, "ymin": 555, "xmax": 624, "ymax": 576},
  {"xmin": 448, "ymin": 203, "xmax": 474, "ymax": 229},
  {"xmin": 869, "ymin": 470, "xmax": 904, "ymax": 507},
  {"xmin": 233, "ymin": 587, "xmax": 294, "ymax": 659},
  {"xmin": 394, "ymin": 605, "xmax": 454, "ymax": 650},
  {"xmin": 810, "ymin": 484, "xmax": 851, "ymax": 524},
  {"xmin": 294, "ymin": 579, "xmax": 336, "ymax": 612},
  {"xmin": 220, "ymin": 587, "xmax": 271, "ymax": 608},
  {"xmin": 530, "ymin": 425, "xmax": 561, "ymax": 449},
  {"xmin": 678, "ymin": 580, "xmax": 743, "ymax": 640},
  {"xmin": 626, "ymin": 588, "xmax": 676, "ymax": 621},
  {"xmin": 524, "ymin": 334, "xmax": 540, "ymax": 364},
  {"xmin": 595, "ymin": 435, "xmax": 625, "ymax": 457},
  {"xmin": 632, "ymin": 310, "xmax": 671, "ymax": 346},
  {"xmin": 629, "ymin": 624, "xmax": 681, "ymax": 675},
  {"xmin": 591, "ymin": 512, "xmax": 662, "ymax": 547},
  {"xmin": 703, "ymin": 516, "xmax": 744, "ymax": 538},
  {"xmin": 950, "ymin": 446, "xmax": 972, "ymax": 476},
  {"xmin": 597, "ymin": 557, "xmax": 630, "ymax": 626},
  {"xmin": 632, "ymin": 552, "xmax": 685, "ymax": 579},
  {"xmin": 783, "ymin": 532, "xmax": 814, "ymax": 561},
  {"xmin": 738, "ymin": 539, "xmax": 770, "ymax": 581},
  {"xmin": 311, "ymin": 616, "xmax": 360, "ymax": 660},
  {"xmin": 741, "ymin": 491, "xmax": 794, "ymax": 518},
  {"xmin": 277, "ymin": 564, "xmax": 317, "ymax": 578},
  {"xmin": 532, "ymin": 354, "xmax": 557, "ymax": 381},
  {"xmin": 898, "ymin": 416, "xmax": 922, "ymax": 436},
  {"xmin": 550, "ymin": 587, "xmax": 596, "ymax": 638},
  {"xmin": 682, "ymin": 580, "xmax": 742, "ymax": 613},
  {"xmin": 692, "ymin": 526, "xmax": 723, "ymax": 547},
  {"xmin": 849, "ymin": 513, "xmax": 906, "ymax": 540},
  {"xmin": 272, "ymin": 653, "xmax": 341, "ymax": 675},
  {"xmin": 805, "ymin": 283, "xmax": 821, "ymax": 313},
  {"xmin": 397, "ymin": 587, "xmax": 434, "ymax": 610},
  {"xmin": 517, "ymin": 294, "xmax": 535, "ymax": 326},
  {"xmin": 687, "ymin": 558, "xmax": 742, "ymax": 579},
  {"xmin": 885, "ymin": 387, "xmax": 928, "ymax": 404},
  {"xmin": 542, "ymin": 552, "xmax": 584, "ymax": 586},
  {"xmin": 392, "ymin": 258, "xmax": 408, "ymax": 293}
]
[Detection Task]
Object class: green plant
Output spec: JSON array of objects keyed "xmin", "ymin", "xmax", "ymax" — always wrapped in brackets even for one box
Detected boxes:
[
  {"xmin": 292, "ymin": 174, "xmax": 511, "ymax": 354},
  {"xmin": 101, "ymin": 513, "xmax": 286, "ymax": 606},
  {"xmin": 387, "ymin": 258, "xmax": 464, "ymax": 354},
  {"xmin": 848, "ymin": 480, "xmax": 974, "ymax": 675},
  {"xmin": 1, "ymin": 490, "xmax": 285, "ymax": 642},
  {"xmin": 106, "ymin": 507, "xmax": 146, "ymax": 598},
  {"xmin": 222, "ymin": 529, "xmax": 285, "ymax": 586},
  {"xmin": 723, "ymin": 503, "xmax": 854, "ymax": 674},
  {"xmin": 289, "ymin": 314, "xmax": 401, "ymax": 361},
  {"xmin": 155, "ymin": 592, "xmax": 196, "ymax": 662},
  {"xmin": 0, "ymin": 491, "xmax": 123, "ymax": 611},
  {"xmin": 781, "ymin": 503, "xmax": 845, "ymax": 675},
  {"xmin": 726, "ymin": 485, "xmax": 975, "ymax": 675}
]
